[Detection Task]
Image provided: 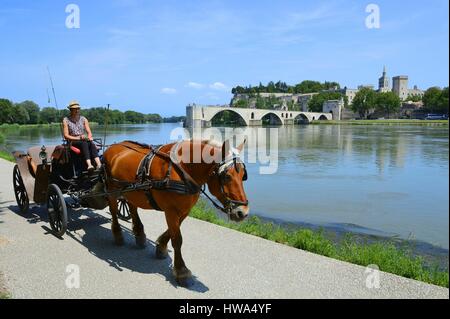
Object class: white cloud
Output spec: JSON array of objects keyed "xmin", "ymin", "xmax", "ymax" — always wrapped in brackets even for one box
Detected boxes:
[
  {"xmin": 209, "ymin": 82, "xmax": 228, "ymax": 91},
  {"xmin": 204, "ymin": 92, "xmax": 220, "ymax": 100},
  {"xmin": 196, "ymin": 92, "xmax": 222, "ymax": 102},
  {"xmin": 161, "ymin": 87, "xmax": 177, "ymax": 94},
  {"xmin": 186, "ymin": 82, "xmax": 204, "ymax": 89}
]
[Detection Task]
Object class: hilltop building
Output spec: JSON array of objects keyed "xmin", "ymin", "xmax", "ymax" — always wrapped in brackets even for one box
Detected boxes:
[
  {"xmin": 392, "ymin": 76, "xmax": 409, "ymax": 100},
  {"xmin": 229, "ymin": 66, "xmax": 425, "ymax": 118},
  {"xmin": 407, "ymin": 85, "xmax": 425, "ymax": 99},
  {"xmin": 378, "ymin": 66, "xmax": 390, "ymax": 92},
  {"xmin": 340, "ymin": 87, "xmax": 358, "ymax": 105}
]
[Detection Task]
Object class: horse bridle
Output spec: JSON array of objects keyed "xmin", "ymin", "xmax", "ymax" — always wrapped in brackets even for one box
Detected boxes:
[
  {"xmin": 201, "ymin": 155, "xmax": 249, "ymax": 217},
  {"xmin": 167, "ymin": 141, "xmax": 248, "ymax": 217}
]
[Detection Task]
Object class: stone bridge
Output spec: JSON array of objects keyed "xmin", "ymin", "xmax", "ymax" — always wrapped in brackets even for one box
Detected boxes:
[{"xmin": 185, "ymin": 105, "xmax": 333, "ymax": 127}]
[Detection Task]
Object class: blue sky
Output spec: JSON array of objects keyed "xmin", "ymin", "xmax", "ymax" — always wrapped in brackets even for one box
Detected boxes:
[{"xmin": 0, "ymin": 0, "xmax": 448, "ymax": 116}]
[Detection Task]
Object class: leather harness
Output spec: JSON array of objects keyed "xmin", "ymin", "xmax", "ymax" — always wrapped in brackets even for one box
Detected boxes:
[{"xmin": 107, "ymin": 141, "xmax": 248, "ymax": 215}]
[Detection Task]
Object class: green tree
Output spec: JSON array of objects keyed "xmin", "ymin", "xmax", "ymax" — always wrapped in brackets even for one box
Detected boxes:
[
  {"xmin": 11, "ymin": 104, "xmax": 30, "ymax": 124},
  {"xmin": 308, "ymin": 92, "xmax": 343, "ymax": 112},
  {"xmin": 39, "ymin": 107, "xmax": 61, "ymax": 123},
  {"xmin": 423, "ymin": 87, "xmax": 449, "ymax": 114},
  {"xmin": 376, "ymin": 92, "xmax": 401, "ymax": 119},
  {"xmin": 267, "ymin": 81, "xmax": 276, "ymax": 93},
  {"xmin": 441, "ymin": 87, "xmax": 449, "ymax": 114},
  {"xmin": 294, "ymin": 80, "xmax": 323, "ymax": 94},
  {"xmin": 266, "ymin": 95, "xmax": 282, "ymax": 109},
  {"xmin": 109, "ymin": 109, "xmax": 125, "ymax": 124},
  {"xmin": 407, "ymin": 94, "xmax": 422, "ymax": 102},
  {"xmin": 351, "ymin": 88, "xmax": 377, "ymax": 119},
  {"xmin": 163, "ymin": 116, "xmax": 185, "ymax": 123},
  {"xmin": 146, "ymin": 113, "xmax": 163, "ymax": 123},
  {"xmin": 423, "ymin": 87, "xmax": 442, "ymax": 112},
  {"xmin": 16, "ymin": 100, "xmax": 40, "ymax": 124},
  {"xmin": 275, "ymin": 81, "xmax": 288, "ymax": 93},
  {"xmin": 234, "ymin": 99, "xmax": 248, "ymax": 108},
  {"xmin": 287, "ymin": 100, "xmax": 299, "ymax": 111},
  {"xmin": 124, "ymin": 110, "xmax": 145, "ymax": 123},
  {"xmin": 231, "ymin": 80, "xmax": 342, "ymax": 95},
  {"xmin": 255, "ymin": 94, "xmax": 266, "ymax": 109},
  {"xmin": 83, "ymin": 107, "xmax": 106, "ymax": 124},
  {"xmin": 322, "ymin": 81, "xmax": 341, "ymax": 90},
  {"xmin": 0, "ymin": 99, "xmax": 14, "ymax": 124}
]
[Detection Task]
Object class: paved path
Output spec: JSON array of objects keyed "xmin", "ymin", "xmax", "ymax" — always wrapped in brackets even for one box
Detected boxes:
[{"xmin": 0, "ymin": 159, "xmax": 448, "ymax": 298}]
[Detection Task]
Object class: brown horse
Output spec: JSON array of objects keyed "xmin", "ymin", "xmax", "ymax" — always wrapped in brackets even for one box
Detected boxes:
[{"xmin": 102, "ymin": 139, "xmax": 249, "ymax": 285}]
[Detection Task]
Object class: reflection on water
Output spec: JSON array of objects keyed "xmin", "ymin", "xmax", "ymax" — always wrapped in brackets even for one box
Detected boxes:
[{"xmin": 2, "ymin": 123, "xmax": 449, "ymax": 248}]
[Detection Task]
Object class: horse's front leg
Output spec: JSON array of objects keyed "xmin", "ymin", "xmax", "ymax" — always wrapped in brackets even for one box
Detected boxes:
[
  {"xmin": 128, "ymin": 202, "xmax": 147, "ymax": 248},
  {"xmin": 165, "ymin": 210, "xmax": 192, "ymax": 285},
  {"xmin": 108, "ymin": 196, "xmax": 124, "ymax": 245}
]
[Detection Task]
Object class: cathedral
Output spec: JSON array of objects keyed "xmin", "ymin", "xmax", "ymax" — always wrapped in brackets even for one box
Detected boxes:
[{"xmin": 378, "ymin": 66, "xmax": 391, "ymax": 93}]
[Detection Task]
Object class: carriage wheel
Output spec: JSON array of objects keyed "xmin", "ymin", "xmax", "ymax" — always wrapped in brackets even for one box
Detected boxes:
[
  {"xmin": 47, "ymin": 184, "xmax": 68, "ymax": 237},
  {"xmin": 13, "ymin": 165, "xmax": 29, "ymax": 214},
  {"xmin": 117, "ymin": 197, "xmax": 131, "ymax": 221}
]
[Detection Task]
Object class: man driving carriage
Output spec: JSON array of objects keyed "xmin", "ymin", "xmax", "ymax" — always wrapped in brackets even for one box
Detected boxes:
[{"xmin": 62, "ymin": 100, "xmax": 102, "ymax": 173}]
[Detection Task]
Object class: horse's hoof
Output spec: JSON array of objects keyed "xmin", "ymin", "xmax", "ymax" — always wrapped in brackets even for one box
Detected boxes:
[
  {"xmin": 155, "ymin": 246, "xmax": 168, "ymax": 259},
  {"xmin": 135, "ymin": 234, "xmax": 147, "ymax": 249},
  {"xmin": 176, "ymin": 277, "xmax": 194, "ymax": 287},
  {"xmin": 173, "ymin": 267, "xmax": 192, "ymax": 280},
  {"xmin": 175, "ymin": 267, "xmax": 193, "ymax": 287}
]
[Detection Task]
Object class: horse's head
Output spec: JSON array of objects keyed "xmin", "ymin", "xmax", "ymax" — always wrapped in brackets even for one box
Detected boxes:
[{"xmin": 206, "ymin": 140, "xmax": 249, "ymax": 222}]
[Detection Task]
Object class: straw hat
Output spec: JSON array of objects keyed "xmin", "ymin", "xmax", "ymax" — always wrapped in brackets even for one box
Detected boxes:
[{"xmin": 68, "ymin": 100, "xmax": 81, "ymax": 109}]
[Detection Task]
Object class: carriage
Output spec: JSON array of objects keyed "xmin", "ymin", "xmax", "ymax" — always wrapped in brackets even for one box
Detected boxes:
[
  {"xmin": 12, "ymin": 139, "xmax": 131, "ymax": 237},
  {"xmin": 12, "ymin": 137, "xmax": 250, "ymax": 285}
]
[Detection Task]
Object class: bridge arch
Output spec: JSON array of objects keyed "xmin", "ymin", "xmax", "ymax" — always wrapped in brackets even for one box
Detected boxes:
[
  {"xmin": 318, "ymin": 114, "xmax": 328, "ymax": 120},
  {"xmin": 294, "ymin": 113, "xmax": 310, "ymax": 124},
  {"xmin": 207, "ymin": 109, "xmax": 249, "ymax": 126},
  {"xmin": 259, "ymin": 112, "xmax": 283, "ymax": 125}
]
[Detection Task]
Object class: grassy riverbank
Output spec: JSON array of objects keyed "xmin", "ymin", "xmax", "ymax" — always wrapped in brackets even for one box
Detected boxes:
[
  {"xmin": 0, "ymin": 122, "xmax": 100, "ymax": 133},
  {"xmin": 0, "ymin": 123, "xmax": 62, "ymax": 129},
  {"xmin": 0, "ymin": 150, "xmax": 14, "ymax": 162},
  {"xmin": 190, "ymin": 201, "xmax": 449, "ymax": 288},
  {"xmin": 311, "ymin": 119, "xmax": 448, "ymax": 125}
]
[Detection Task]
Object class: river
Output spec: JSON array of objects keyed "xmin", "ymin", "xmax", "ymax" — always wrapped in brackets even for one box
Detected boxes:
[{"xmin": 2, "ymin": 123, "xmax": 449, "ymax": 249}]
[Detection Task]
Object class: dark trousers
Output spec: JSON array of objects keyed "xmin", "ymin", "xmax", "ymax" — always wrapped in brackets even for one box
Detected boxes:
[{"xmin": 72, "ymin": 141, "xmax": 99, "ymax": 161}]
